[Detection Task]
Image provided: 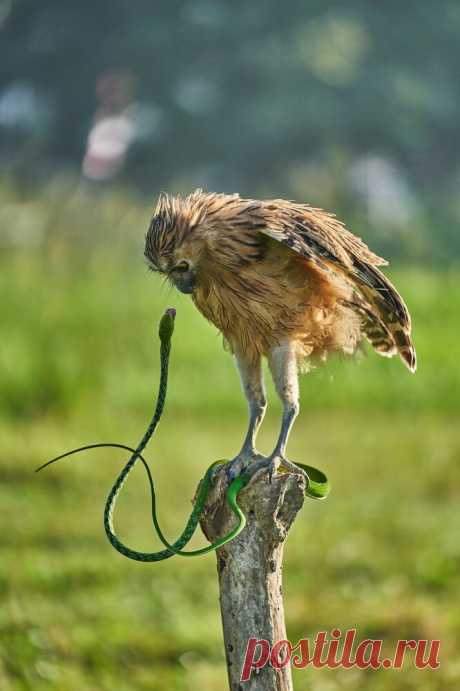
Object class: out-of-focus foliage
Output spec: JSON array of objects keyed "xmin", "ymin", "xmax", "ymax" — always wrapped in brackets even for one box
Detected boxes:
[{"xmin": 1, "ymin": 1, "xmax": 459, "ymax": 261}]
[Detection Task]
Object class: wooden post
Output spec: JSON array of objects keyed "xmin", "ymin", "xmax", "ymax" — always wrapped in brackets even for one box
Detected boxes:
[{"xmin": 200, "ymin": 463, "xmax": 306, "ymax": 690}]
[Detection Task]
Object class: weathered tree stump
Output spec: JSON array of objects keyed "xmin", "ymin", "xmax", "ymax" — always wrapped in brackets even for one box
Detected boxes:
[{"xmin": 200, "ymin": 463, "xmax": 306, "ymax": 690}]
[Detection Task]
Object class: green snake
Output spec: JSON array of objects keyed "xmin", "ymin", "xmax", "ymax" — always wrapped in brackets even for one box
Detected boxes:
[{"xmin": 37, "ymin": 308, "xmax": 329, "ymax": 562}]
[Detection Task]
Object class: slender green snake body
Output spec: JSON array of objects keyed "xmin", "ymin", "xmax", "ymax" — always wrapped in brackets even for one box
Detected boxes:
[{"xmin": 37, "ymin": 308, "xmax": 329, "ymax": 563}]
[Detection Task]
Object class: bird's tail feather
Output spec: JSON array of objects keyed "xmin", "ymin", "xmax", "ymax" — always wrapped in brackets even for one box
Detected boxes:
[{"xmin": 342, "ymin": 259, "xmax": 417, "ymax": 372}]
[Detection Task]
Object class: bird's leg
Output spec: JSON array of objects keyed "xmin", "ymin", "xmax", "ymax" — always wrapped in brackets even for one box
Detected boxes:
[
  {"xmin": 225, "ymin": 351, "xmax": 267, "ymax": 482},
  {"xmin": 266, "ymin": 341, "xmax": 305, "ymax": 482}
]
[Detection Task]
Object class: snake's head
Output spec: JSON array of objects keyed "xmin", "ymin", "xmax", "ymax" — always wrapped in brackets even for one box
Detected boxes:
[{"xmin": 159, "ymin": 308, "xmax": 176, "ymax": 342}]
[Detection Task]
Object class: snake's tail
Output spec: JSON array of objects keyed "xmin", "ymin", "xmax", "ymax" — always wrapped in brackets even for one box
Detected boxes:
[
  {"xmin": 37, "ymin": 442, "xmax": 180, "ymax": 559},
  {"xmin": 35, "ymin": 443, "xmax": 144, "ymax": 473}
]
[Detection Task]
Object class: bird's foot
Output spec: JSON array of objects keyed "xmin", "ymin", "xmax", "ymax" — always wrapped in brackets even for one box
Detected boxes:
[
  {"xmin": 223, "ymin": 451, "xmax": 266, "ymax": 484},
  {"xmin": 265, "ymin": 454, "xmax": 308, "ymax": 484},
  {"xmin": 209, "ymin": 453, "xmax": 307, "ymax": 486}
]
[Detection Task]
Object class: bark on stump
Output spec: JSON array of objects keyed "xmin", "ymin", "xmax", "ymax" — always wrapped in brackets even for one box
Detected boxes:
[{"xmin": 200, "ymin": 464, "xmax": 306, "ymax": 691}]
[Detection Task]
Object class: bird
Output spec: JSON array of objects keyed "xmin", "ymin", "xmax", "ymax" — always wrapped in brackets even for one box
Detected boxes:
[{"xmin": 144, "ymin": 189, "xmax": 416, "ymax": 480}]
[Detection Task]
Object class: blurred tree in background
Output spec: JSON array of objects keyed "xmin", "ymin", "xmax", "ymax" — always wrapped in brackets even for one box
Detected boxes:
[{"xmin": 0, "ymin": 0, "xmax": 459, "ymax": 260}]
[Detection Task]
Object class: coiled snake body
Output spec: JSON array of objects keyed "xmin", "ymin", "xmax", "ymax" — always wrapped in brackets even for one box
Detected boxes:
[{"xmin": 37, "ymin": 309, "xmax": 329, "ymax": 562}]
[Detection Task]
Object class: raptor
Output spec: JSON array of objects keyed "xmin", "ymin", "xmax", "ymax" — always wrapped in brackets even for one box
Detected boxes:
[{"xmin": 144, "ymin": 190, "xmax": 416, "ymax": 480}]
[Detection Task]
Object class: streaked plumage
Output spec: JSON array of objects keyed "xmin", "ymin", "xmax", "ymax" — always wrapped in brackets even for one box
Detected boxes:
[
  {"xmin": 145, "ymin": 190, "xmax": 416, "ymax": 477},
  {"xmin": 145, "ymin": 190, "xmax": 415, "ymax": 370}
]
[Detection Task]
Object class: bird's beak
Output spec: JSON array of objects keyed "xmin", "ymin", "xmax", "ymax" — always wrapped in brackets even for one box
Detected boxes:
[{"xmin": 172, "ymin": 269, "xmax": 196, "ymax": 294}]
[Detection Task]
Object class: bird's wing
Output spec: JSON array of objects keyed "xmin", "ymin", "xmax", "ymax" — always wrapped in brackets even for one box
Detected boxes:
[{"xmin": 253, "ymin": 201, "xmax": 416, "ymax": 372}]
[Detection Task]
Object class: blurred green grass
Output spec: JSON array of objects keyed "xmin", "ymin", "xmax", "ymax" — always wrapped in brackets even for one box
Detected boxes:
[
  {"xmin": 1, "ymin": 250, "xmax": 459, "ymax": 419},
  {"xmin": 1, "ymin": 206, "xmax": 459, "ymax": 689}
]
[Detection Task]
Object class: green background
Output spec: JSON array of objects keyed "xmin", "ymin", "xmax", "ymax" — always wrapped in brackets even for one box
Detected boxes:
[
  {"xmin": 1, "ymin": 1, "xmax": 460, "ymax": 688},
  {"xmin": 0, "ymin": 189, "xmax": 458, "ymax": 690}
]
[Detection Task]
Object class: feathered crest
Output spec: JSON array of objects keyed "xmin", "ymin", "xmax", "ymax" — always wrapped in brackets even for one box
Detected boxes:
[
  {"xmin": 146, "ymin": 190, "xmax": 210, "ymax": 265},
  {"xmin": 153, "ymin": 190, "xmax": 170, "ymax": 217}
]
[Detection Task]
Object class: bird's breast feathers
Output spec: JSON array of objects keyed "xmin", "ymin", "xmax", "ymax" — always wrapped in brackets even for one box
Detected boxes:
[{"xmin": 192, "ymin": 240, "xmax": 362, "ymax": 363}]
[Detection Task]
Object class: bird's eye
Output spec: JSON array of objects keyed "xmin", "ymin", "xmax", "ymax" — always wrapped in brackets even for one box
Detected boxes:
[{"xmin": 173, "ymin": 261, "xmax": 190, "ymax": 273}]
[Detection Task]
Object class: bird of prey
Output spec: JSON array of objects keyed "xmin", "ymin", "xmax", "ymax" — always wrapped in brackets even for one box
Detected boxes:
[{"xmin": 144, "ymin": 190, "xmax": 416, "ymax": 480}]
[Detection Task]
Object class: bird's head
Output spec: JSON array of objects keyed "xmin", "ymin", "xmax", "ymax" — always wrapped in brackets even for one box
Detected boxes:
[{"xmin": 144, "ymin": 191, "xmax": 208, "ymax": 294}]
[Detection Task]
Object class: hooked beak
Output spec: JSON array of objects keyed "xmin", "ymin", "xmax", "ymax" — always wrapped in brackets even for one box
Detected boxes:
[{"xmin": 172, "ymin": 269, "xmax": 196, "ymax": 294}]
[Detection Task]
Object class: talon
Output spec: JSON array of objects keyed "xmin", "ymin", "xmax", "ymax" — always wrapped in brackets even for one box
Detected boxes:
[
  {"xmin": 279, "ymin": 457, "xmax": 308, "ymax": 479},
  {"xmin": 267, "ymin": 456, "xmax": 281, "ymax": 483},
  {"xmin": 226, "ymin": 467, "xmax": 237, "ymax": 484},
  {"xmin": 225, "ymin": 460, "xmax": 247, "ymax": 484},
  {"xmin": 224, "ymin": 450, "xmax": 266, "ymax": 485},
  {"xmin": 266, "ymin": 455, "xmax": 307, "ymax": 483}
]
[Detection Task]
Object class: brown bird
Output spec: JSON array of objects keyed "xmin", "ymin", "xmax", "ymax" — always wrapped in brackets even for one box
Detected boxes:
[{"xmin": 144, "ymin": 190, "xmax": 416, "ymax": 480}]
